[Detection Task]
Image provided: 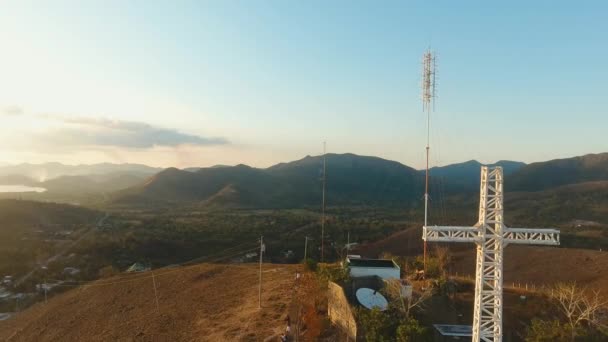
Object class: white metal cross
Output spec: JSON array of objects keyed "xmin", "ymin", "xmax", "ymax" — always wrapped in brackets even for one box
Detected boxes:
[{"xmin": 423, "ymin": 166, "xmax": 560, "ymax": 342}]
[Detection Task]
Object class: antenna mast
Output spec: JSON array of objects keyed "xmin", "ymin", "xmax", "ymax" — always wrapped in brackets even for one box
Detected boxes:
[
  {"xmin": 321, "ymin": 141, "xmax": 327, "ymax": 262},
  {"xmin": 422, "ymin": 49, "xmax": 436, "ymax": 273}
]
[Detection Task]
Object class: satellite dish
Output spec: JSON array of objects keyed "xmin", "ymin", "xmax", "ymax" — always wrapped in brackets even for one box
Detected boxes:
[{"xmin": 356, "ymin": 288, "xmax": 388, "ymax": 311}]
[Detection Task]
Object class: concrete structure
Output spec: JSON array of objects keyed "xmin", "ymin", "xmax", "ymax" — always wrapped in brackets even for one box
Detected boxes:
[
  {"xmin": 434, "ymin": 325, "xmax": 473, "ymax": 341},
  {"xmin": 328, "ymin": 275, "xmax": 412, "ymax": 341},
  {"xmin": 423, "ymin": 166, "xmax": 560, "ymax": 342},
  {"xmin": 327, "ymin": 281, "xmax": 357, "ymax": 341},
  {"xmin": 345, "ymin": 256, "xmax": 400, "ymax": 280}
]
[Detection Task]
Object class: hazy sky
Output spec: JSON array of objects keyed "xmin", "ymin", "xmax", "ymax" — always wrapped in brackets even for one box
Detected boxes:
[{"xmin": 1, "ymin": 1, "xmax": 606, "ymax": 169}]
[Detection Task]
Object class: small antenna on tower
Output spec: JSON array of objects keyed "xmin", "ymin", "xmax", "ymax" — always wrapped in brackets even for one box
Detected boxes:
[{"xmin": 422, "ymin": 49, "xmax": 437, "ymax": 274}]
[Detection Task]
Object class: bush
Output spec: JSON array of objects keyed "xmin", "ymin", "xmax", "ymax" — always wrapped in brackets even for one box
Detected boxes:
[
  {"xmin": 98, "ymin": 265, "xmax": 119, "ymax": 278},
  {"xmin": 357, "ymin": 307, "xmax": 392, "ymax": 342},
  {"xmin": 525, "ymin": 319, "xmax": 572, "ymax": 342},
  {"xmin": 396, "ymin": 318, "xmax": 426, "ymax": 342},
  {"xmin": 317, "ymin": 263, "xmax": 349, "ymax": 284},
  {"xmin": 303, "ymin": 258, "xmax": 317, "ymax": 271}
]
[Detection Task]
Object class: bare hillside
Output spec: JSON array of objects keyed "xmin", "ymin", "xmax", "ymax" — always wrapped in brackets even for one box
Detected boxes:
[
  {"xmin": 0, "ymin": 264, "xmax": 304, "ymax": 341},
  {"xmin": 356, "ymin": 228, "xmax": 608, "ymax": 293}
]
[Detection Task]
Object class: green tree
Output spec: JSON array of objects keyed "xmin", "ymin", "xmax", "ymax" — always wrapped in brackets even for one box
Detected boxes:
[
  {"xmin": 396, "ymin": 318, "xmax": 426, "ymax": 342},
  {"xmin": 357, "ymin": 308, "xmax": 392, "ymax": 342},
  {"xmin": 525, "ymin": 319, "xmax": 572, "ymax": 342}
]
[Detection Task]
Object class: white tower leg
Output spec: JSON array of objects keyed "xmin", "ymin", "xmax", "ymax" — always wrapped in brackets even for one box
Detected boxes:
[{"xmin": 472, "ymin": 167, "xmax": 504, "ymax": 342}]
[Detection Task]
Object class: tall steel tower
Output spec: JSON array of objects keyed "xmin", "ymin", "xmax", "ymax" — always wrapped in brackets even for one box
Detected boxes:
[{"xmin": 421, "ymin": 49, "xmax": 437, "ymax": 272}]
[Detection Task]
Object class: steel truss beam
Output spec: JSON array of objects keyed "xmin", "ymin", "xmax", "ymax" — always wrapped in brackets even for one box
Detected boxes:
[{"xmin": 421, "ymin": 166, "xmax": 560, "ymax": 342}]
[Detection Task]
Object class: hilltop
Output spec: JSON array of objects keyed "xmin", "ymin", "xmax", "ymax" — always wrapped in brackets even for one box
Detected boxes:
[{"xmin": 0, "ymin": 263, "xmax": 319, "ymax": 342}]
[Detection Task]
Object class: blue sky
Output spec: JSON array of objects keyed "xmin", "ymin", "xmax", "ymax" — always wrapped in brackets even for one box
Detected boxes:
[{"xmin": 0, "ymin": 1, "xmax": 606, "ymax": 168}]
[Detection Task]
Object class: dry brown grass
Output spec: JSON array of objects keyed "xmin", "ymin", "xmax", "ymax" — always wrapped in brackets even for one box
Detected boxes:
[{"xmin": 0, "ymin": 263, "xmax": 310, "ymax": 342}]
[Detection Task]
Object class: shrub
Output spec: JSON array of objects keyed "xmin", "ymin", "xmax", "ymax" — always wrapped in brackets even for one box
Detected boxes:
[
  {"xmin": 303, "ymin": 258, "xmax": 317, "ymax": 271},
  {"xmin": 98, "ymin": 265, "xmax": 119, "ymax": 278},
  {"xmin": 525, "ymin": 319, "xmax": 572, "ymax": 342},
  {"xmin": 396, "ymin": 317, "xmax": 426, "ymax": 342}
]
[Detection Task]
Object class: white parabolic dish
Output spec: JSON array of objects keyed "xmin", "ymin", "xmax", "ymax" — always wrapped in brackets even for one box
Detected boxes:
[{"xmin": 356, "ymin": 288, "xmax": 388, "ymax": 311}]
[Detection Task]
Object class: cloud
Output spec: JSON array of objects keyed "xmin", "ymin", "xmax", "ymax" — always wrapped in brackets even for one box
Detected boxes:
[
  {"xmin": 15, "ymin": 114, "xmax": 229, "ymax": 150},
  {"xmin": 2, "ymin": 106, "xmax": 24, "ymax": 116},
  {"xmin": 48, "ymin": 117, "xmax": 229, "ymax": 148}
]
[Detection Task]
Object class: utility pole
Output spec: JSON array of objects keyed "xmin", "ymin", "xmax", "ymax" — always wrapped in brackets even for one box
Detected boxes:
[
  {"xmin": 321, "ymin": 141, "xmax": 326, "ymax": 262},
  {"xmin": 258, "ymin": 235, "xmax": 264, "ymax": 309},
  {"xmin": 304, "ymin": 236, "xmax": 308, "ymax": 261},
  {"xmin": 43, "ymin": 266, "xmax": 48, "ymax": 304},
  {"xmin": 346, "ymin": 231, "xmax": 350, "ymax": 255}
]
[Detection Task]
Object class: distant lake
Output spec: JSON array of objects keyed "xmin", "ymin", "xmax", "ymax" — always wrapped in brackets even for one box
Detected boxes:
[{"xmin": 0, "ymin": 185, "xmax": 47, "ymax": 193}]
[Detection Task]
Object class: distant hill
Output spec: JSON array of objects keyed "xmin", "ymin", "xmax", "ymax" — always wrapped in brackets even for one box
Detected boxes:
[
  {"xmin": 113, "ymin": 153, "xmax": 425, "ymax": 208},
  {"xmin": 0, "ymin": 162, "xmax": 161, "ymax": 181},
  {"xmin": 42, "ymin": 172, "xmax": 150, "ymax": 195},
  {"xmin": 505, "ymin": 180, "xmax": 608, "ymax": 227},
  {"xmin": 0, "ymin": 199, "xmax": 100, "ymax": 231},
  {"xmin": 114, "ymin": 164, "xmax": 283, "ymax": 207},
  {"xmin": 427, "ymin": 160, "xmax": 525, "ymax": 192},
  {"xmin": 183, "ymin": 165, "xmax": 231, "ymax": 172},
  {"xmin": 508, "ymin": 153, "xmax": 608, "ymax": 192},
  {"xmin": 0, "ymin": 163, "xmax": 162, "ymax": 203},
  {"xmin": 0, "ymin": 174, "xmax": 38, "ymax": 186}
]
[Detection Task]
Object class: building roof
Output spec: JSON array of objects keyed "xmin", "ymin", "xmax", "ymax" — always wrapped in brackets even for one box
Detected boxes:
[
  {"xmin": 126, "ymin": 262, "xmax": 150, "ymax": 273},
  {"xmin": 347, "ymin": 257, "xmax": 397, "ymax": 268},
  {"xmin": 433, "ymin": 324, "xmax": 472, "ymax": 337}
]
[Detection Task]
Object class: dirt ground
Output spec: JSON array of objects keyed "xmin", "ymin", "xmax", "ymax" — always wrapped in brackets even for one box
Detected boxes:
[
  {"xmin": 356, "ymin": 227, "xmax": 608, "ymax": 294},
  {"xmin": 450, "ymin": 245, "xmax": 608, "ymax": 294},
  {"xmin": 0, "ymin": 263, "xmax": 311, "ymax": 342}
]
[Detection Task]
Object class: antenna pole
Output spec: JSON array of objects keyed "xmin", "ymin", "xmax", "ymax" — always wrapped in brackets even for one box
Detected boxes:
[
  {"xmin": 321, "ymin": 141, "xmax": 326, "ymax": 263},
  {"xmin": 258, "ymin": 235, "xmax": 264, "ymax": 309},
  {"xmin": 424, "ymin": 106, "xmax": 430, "ymax": 274},
  {"xmin": 421, "ymin": 50, "xmax": 436, "ymax": 274}
]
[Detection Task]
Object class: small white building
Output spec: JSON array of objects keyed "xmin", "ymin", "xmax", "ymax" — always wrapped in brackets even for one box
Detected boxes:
[
  {"xmin": 126, "ymin": 263, "xmax": 151, "ymax": 273},
  {"xmin": 63, "ymin": 267, "xmax": 80, "ymax": 276},
  {"xmin": 345, "ymin": 256, "xmax": 400, "ymax": 280}
]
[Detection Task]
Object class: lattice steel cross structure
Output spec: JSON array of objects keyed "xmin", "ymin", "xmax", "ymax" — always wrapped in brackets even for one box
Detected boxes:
[{"xmin": 423, "ymin": 166, "xmax": 560, "ymax": 342}]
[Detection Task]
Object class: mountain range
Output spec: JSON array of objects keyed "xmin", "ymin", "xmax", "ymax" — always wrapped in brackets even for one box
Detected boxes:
[
  {"xmin": 427, "ymin": 159, "xmax": 526, "ymax": 192},
  {"xmin": 113, "ymin": 154, "xmax": 424, "ymax": 207},
  {"xmin": 113, "ymin": 152, "xmax": 608, "ymax": 213},
  {"xmin": 1, "ymin": 153, "xmax": 607, "ymax": 215}
]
